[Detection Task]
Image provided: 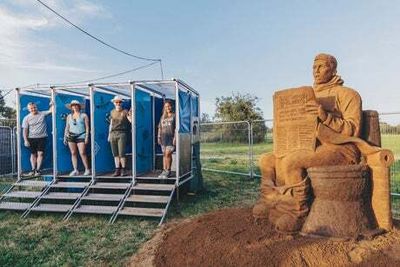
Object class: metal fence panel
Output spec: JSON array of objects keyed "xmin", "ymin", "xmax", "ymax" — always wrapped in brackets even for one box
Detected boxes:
[
  {"xmin": 0, "ymin": 126, "xmax": 13, "ymax": 175},
  {"xmin": 200, "ymin": 121, "xmax": 251, "ymax": 176}
]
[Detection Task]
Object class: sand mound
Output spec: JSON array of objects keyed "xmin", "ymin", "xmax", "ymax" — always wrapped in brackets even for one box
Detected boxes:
[{"xmin": 129, "ymin": 207, "xmax": 400, "ymax": 267}]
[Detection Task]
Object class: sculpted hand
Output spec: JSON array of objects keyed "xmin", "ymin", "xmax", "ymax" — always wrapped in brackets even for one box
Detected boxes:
[
  {"xmin": 63, "ymin": 138, "xmax": 68, "ymax": 146},
  {"xmin": 305, "ymin": 101, "xmax": 328, "ymax": 121},
  {"xmin": 24, "ymin": 140, "xmax": 30, "ymax": 147}
]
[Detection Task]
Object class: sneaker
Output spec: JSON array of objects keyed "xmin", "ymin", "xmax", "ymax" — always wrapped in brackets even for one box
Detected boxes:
[
  {"xmin": 158, "ymin": 170, "xmax": 166, "ymax": 178},
  {"xmin": 27, "ymin": 170, "xmax": 36, "ymax": 176},
  {"xmin": 69, "ymin": 170, "xmax": 79, "ymax": 176},
  {"xmin": 112, "ymin": 168, "xmax": 121, "ymax": 177},
  {"xmin": 34, "ymin": 169, "xmax": 42, "ymax": 176},
  {"xmin": 165, "ymin": 170, "xmax": 171, "ymax": 178},
  {"xmin": 83, "ymin": 169, "xmax": 91, "ymax": 176},
  {"xmin": 120, "ymin": 168, "xmax": 126, "ymax": 177}
]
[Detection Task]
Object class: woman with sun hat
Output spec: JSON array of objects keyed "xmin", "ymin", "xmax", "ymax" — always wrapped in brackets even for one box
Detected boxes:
[
  {"xmin": 64, "ymin": 100, "xmax": 91, "ymax": 176},
  {"xmin": 108, "ymin": 95, "xmax": 132, "ymax": 176}
]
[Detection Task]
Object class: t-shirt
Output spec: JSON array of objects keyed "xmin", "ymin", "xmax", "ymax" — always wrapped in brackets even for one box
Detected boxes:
[
  {"xmin": 158, "ymin": 114, "xmax": 176, "ymax": 146},
  {"xmin": 22, "ymin": 111, "xmax": 51, "ymax": 138},
  {"xmin": 110, "ymin": 109, "xmax": 130, "ymax": 132}
]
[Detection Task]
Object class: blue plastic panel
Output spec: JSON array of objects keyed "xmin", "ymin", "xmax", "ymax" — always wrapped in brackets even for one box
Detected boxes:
[
  {"xmin": 154, "ymin": 97, "xmax": 164, "ymax": 154},
  {"xmin": 178, "ymin": 89, "xmax": 191, "ymax": 133},
  {"xmin": 135, "ymin": 89, "xmax": 153, "ymax": 174},
  {"xmin": 54, "ymin": 93, "xmax": 88, "ymax": 173},
  {"xmin": 93, "ymin": 91, "xmax": 115, "ymax": 174},
  {"xmin": 19, "ymin": 94, "xmax": 53, "ymax": 172},
  {"xmin": 191, "ymin": 95, "xmax": 199, "ymax": 117}
]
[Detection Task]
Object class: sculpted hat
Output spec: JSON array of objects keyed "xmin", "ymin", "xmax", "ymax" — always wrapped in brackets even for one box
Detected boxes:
[
  {"xmin": 314, "ymin": 53, "xmax": 337, "ymax": 70},
  {"xmin": 111, "ymin": 95, "xmax": 124, "ymax": 103},
  {"xmin": 66, "ymin": 100, "xmax": 85, "ymax": 110}
]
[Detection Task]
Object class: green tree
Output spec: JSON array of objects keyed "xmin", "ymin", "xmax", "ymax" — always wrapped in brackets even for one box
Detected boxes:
[
  {"xmin": 214, "ymin": 93, "xmax": 268, "ymax": 143},
  {"xmin": 0, "ymin": 90, "xmax": 16, "ymax": 119}
]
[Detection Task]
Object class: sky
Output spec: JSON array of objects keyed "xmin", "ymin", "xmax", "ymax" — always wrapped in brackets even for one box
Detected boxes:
[{"xmin": 1, "ymin": 0, "xmax": 400, "ymax": 122}]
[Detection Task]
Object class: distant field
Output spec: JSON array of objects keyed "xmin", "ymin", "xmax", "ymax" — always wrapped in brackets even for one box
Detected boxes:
[{"xmin": 201, "ymin": 133, "xmax": 400, "ymax": 186}]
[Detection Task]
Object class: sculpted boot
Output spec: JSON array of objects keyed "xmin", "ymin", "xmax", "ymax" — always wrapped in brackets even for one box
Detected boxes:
[{"xmin": 273, "ymin": 178, "xmax": 311, "ymax": 233}]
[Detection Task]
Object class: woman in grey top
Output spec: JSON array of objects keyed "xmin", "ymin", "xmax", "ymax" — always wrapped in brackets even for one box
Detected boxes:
[
  {"xmin": 157, "ymin": 100, "xmax": 176, "ymax": 178},
  {"xmin": 64, "ymin": 100, "xmax": 91, "ymax": 176},
  {"xmin": 108, "ymin": 95, "xmax": 132, "ymax": 176}
]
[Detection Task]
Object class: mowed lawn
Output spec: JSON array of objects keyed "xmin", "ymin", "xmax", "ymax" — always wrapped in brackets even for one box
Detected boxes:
[
  {"xmin": 0, "ymin": 171, "xmax": 260, "ymax": 266},
  {"xmin": 0, "ymin": 135, "xmax": 399, "ymax": 266}
]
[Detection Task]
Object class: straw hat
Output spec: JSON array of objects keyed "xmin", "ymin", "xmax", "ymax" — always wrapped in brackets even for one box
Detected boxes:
[
  {"xmin": 66, "ymin": 100, "xmax": 85, "ymax": 110},
  {"xmin": 111, "ymin": 95, "xmax": 124, "ymax": 103}
]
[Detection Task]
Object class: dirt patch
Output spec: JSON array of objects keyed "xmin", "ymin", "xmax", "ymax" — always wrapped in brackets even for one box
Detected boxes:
[{"xmin": 129, "ymin": 207, "xmax": 400, "ymax": 267}]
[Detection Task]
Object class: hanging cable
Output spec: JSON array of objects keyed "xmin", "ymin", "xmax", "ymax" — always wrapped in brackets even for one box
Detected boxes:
[
  {"xmin": 36, "ymin": 0, "xmax": 161, "ymax": 63},
  {"xmin": 53, "ymin": 61, "xmax": 159, "ymax": 86}
]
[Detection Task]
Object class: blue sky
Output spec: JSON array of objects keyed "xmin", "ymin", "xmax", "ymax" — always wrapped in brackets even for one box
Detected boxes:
[{"xmin": 1, "ymin": 0, "xmax": 399, "ymax": 120}]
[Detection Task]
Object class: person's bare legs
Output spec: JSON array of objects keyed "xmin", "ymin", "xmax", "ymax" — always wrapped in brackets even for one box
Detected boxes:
[
  {"xmin": 68, "ymin": 142, "xmax": 78, "ymax": 171},
  {"xmin": 36, "ymin": 151, "xmax": 44, "ymax": 171},
  {"xmin": 77, "ymin": 142, "xmax": 89, "ymax": 171},
  {"xmin": 30, "ymin": 153, "xmax": 37, "ymax": 171},
  {"xmin": 120, "ymin": 157, "xmax": 126, "ymax": 169},
  {"xmin": 165, "ymin": 150, "xmax": 173, "ymax": 171}
]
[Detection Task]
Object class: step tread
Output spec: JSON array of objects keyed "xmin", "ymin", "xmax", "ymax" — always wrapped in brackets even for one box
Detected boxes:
[
  {"xmin": 133, "ymin": 183, "xmax": 175, "ymax": 191},
  {"xmin": 74, "ymin": 205, "xmax": 117, "ymax": 214},
  {"xmin": 126, "ymin": 195, "xmax": 170, "ymax": 203},
  {"xmin": 15, "ymin": 180, "xmax": 50, "ymax": 187},
  {"xmin": 32, "ymin": 204, "xmax": 72, "ymax": 212},
  {"xmin": 90, "ymin": 182, "xmax": 130, "ymax": 189},
  {"xmin": 51, "ymin": 182, "xmax": 89, "ymax": 188},
  {"xmin": 5, "ymin": 191, "xmax": 42, "ymax": 198},
  {"xmin": 119, "ymin": 207, "xmax": 164, "ymax": 217},
  {"xmin": 82, "ymin": 193, "xmax": 124, "ymax": 201},
  {"xmin": 41, "ymin": 192, "xmax": 81, "ymax": 200},
  {"xmin": 0, "ymin": 202, "xmax": 31, "ymax": 210}
]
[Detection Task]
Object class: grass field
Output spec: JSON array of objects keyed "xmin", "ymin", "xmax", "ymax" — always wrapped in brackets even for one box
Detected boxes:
[
  {"xmin": 0, "ymin": 134, "xmax": 399, "ymax": 265},
  {"xmin": 0, "ymin": 172, "xmax": 259, "ymax": 266}
]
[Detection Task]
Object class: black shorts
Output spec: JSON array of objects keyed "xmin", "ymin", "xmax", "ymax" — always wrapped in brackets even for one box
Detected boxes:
[{"xmin": 28, "ymin": 137, "xmax": 46, "ymax": 154}]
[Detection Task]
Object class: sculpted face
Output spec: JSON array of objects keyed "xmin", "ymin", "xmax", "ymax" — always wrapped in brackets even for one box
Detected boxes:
[{"xmin": 313, "ymin": 59, "xmax": 336, "ymax": 85}]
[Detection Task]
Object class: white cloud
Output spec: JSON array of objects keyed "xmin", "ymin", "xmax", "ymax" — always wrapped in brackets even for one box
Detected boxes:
[{"xmin": 0, "ymin": 1, "xmax": 110, "ymax": 82}]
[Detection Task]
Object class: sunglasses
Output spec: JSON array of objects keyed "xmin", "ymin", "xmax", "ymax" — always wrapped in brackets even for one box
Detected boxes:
[{"xmin": 115, "ymin": 101, "xmax": 122, "ymax": 104}]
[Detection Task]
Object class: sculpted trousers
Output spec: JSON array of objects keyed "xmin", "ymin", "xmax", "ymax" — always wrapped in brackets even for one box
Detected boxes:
[{"xmin": 254, "ymin": 143, "xmax": 360, "ymax": 227}]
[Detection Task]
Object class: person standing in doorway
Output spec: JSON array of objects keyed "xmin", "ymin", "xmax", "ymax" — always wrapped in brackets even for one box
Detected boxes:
[
  {"xmin": 64, "ymin": 100, "xmax": 91, "ymax": 176},
  {"xmin": 108, "ymin": 95, "xmax": 132, "ymax": 176},
  {"xmin": 22, "ymin": 102, "xmax": 53, "ymax": 176},
  {"xmin": 158, "ymin": 100, "xmax": 176, "ymax": 178}
]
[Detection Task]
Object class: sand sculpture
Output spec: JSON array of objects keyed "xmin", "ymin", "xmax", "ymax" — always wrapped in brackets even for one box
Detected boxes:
[{"xmin": 253, "ymin": 53, "xmax": 394, "ymax": 238}]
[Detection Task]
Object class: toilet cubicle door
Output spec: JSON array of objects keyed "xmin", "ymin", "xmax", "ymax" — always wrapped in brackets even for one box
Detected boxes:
[
  {"xmin": 54, "ymin": 93, "xmax": 87, "ymax": 174},
  {"xmin": 135, "ymin": 89, "xmax": 153, "ymax": 175},
  {"xmin": 178, "ymin": 89, "xmax": 192, "ymax": 176},
  {"xmin": 19, "ymin": 94, "xmax": 53, "ymax": 173},
  {"xmin": 93, "ymin": 90, "xmax": 115, "ymax": 175}
]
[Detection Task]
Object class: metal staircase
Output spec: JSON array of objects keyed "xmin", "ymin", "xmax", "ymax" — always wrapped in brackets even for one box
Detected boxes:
[{"xmin": 0, "ymin": 172, "xmax": 176, "ymax": 225}]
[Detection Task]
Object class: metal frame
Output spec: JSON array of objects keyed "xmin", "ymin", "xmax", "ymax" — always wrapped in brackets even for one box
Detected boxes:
[
  {"xmin": 10, "ymin": 80, "xmax": 201, "ymax": 225},
  {"xmin": 51, "ymin": 87, "xmax": 57, "ymax": 181},
  {"xmin": 130, "ymin": 82, "xmax": 136, "ymax": 182}
]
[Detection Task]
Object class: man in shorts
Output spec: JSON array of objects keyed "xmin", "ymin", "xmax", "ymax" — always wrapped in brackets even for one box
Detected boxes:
[{"xmin": 22, "ymin": 102, "xmax": 53, "ymax": 176}]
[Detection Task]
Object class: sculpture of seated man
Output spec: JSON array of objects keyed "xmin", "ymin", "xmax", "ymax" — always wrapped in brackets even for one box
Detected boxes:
[{"xmin": 253, "ymin": 53, "xmax": 363, "ymax": 233}]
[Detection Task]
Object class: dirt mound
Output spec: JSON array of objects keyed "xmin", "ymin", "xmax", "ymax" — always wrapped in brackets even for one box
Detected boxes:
[{"xmin": 130, "ymin": 207, "xmax": 400, "ymax": 267}]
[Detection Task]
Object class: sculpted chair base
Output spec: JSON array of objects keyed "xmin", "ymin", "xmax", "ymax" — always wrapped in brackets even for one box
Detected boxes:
[{"xmin": 300, "ymin": 165, "xmax": 379, "ymax": 239}]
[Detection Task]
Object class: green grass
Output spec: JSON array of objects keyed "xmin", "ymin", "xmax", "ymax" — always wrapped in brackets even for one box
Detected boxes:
[{"xmin": 0, "ymin": 172, "xmax": 260, "ymax": 266}]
